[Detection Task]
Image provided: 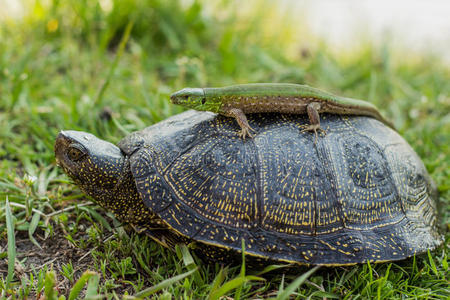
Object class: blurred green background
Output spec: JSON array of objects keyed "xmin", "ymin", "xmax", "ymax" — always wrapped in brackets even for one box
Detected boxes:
[{"xmin": 0, "ymin": 0, "xmax": 449, "ymax": 298}]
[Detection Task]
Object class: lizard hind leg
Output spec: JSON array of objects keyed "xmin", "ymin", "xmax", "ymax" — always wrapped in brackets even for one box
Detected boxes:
[
  {"xmin": 301, "ymin": 102, "xmax": 327, "ymax": 143},
  {"xmin": 227, "ymin": 108, "xmax": 256, "ymax": 139}
]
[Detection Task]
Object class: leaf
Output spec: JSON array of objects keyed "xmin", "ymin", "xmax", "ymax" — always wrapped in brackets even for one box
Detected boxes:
[
  {"xmin": 276, "ymin": 266, "xmax": 320, "ymax": 300},
  {"xmin": 5, "ymin": 196, "xmax": 16, "ymax": 289},
  {"xmin": 133, "ymin": 268, "xmax": 197, "ymax": 298}
]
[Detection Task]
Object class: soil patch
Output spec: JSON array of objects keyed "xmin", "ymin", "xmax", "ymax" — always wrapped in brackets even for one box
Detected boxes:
[{"xmin": 0, "ymin": 221, "xmax": 96, "ymax": 297}]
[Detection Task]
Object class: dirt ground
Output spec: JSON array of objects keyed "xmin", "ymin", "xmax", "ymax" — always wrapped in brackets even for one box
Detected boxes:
[{"xmin": 0, "ymin": 221, "xmax": 96, "ymax": 296}]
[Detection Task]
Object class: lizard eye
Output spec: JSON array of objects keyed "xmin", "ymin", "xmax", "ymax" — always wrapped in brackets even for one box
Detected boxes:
[
  {"xmin": 67, "ymin": 145, "xmax": 86, "ymax": 162},
  {"xmin": 201, "ymin": 98, "xmax": 206, "ymax": 105}
]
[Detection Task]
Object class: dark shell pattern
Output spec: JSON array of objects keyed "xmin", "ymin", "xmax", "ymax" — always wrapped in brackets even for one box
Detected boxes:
[{"xmin": 119, "ymin": 110, "xmax": 441, "ymax": 265}]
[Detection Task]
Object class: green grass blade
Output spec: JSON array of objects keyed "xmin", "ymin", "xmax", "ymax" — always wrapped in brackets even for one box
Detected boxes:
[
  {"xmin": 112, "ymin": 117, "xmax": 131, "ymax": 136},
  {"xmin": 442, "ymin": 252, "xmax": 448, "ymax": 272},
  {"xmin": 206, "ymin": 267, "xmax": 227, "ymax": 299},
  {"xmin": 44, "ymin": 270, "xmax": 58, "ymax": 300},
  {"xmin": 235, "ymin": 238, "xmax": 247, "ymax": 300},
  {"xmin": 177, "ymin": 244, "xmax": 203, "ymax": 286},
  {"xmin": 308, "ymin": 290, "xmax": 340, "ymax": 299},
  {"xmin": 5, "ymin": 196, "xmax": 16, "ymax": 289},
  {"xmin": 367, "ymin": 261, "xmax": 373, "ymax": 282},
  {"xmin": 278, "ymin": 274, "xmax": 285, "ymax": 294},
  {"xmin": 94, "ymin": 20, "xmax": 134, "ymax": 105},
  {"xmin": 28, "ymin": 211, "xmax": 42, "ymax": 249},
  {"xmin": 85, "ymin": 272, "xmax": 100, "ymax": 299},
  {"xmin": 253, "ymin": 264, "xmax": 292, "ymax": 276},
  {"xmin": 377, "ymin": 263, "xmax": 391, "ymax": 299},
  {"xmin": 275, "ymin": 266, "xmax": 320, "ymax": 300},
  {"xmin": 412, "ymin": 254, "xmax": 417, "ymax": 274},
  {"xmin": 208, "ymin": 275, "xmax": 265, "ymax": 300},
  {"xmin": 79, "ymin": 206, "xmax": 112, "ymax": 231},
  {"xmin": 133, "ymin": 268, "xmax": 197, "ymax": 298},
  {"xmin": 68, "ymin": 271, "xmax": 98, "ymax": 300},
  {"xmin": 427, "ymin": 249, "xmax": 439, "ymax": 277}
]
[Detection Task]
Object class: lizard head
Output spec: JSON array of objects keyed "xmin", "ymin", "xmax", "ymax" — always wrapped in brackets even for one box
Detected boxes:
[{"xmin": 170, "ymin": 88, "xmax": 208, "ymax": 110}]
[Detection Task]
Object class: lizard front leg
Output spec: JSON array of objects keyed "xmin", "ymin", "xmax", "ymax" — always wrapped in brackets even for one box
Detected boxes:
[
  {"xmin": 301, "ymin": 102, "xmax": 326, "ymax": 142},
  {"xmin": 225, "ymin": 108, "xmax": 256, "ymax": 139}
]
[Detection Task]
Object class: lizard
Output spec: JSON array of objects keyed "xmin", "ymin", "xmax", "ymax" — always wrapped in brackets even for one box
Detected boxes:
[{"xmin": 170, "ymin": 83, "xmax": 394, "ymax": 139}]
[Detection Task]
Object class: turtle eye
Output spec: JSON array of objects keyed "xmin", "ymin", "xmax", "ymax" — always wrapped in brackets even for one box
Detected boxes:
[{"xmin": 67, "ymin": 145, "xmax": 85, "ymax": 161}]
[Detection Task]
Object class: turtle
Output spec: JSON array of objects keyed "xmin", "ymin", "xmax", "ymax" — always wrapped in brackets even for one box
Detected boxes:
[{"xmin": 54, "ymin": 110, "xmax": 442, "ymax": 265}]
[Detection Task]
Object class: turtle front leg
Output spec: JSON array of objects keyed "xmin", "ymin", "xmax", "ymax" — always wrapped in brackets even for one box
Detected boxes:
[
  {"xmin": 301, "ymin": 102, "xmax": 326, "ymax": 142},
  {"xmin": 226, "ymin": 108, "xmax": 256, "ymax": 139}
]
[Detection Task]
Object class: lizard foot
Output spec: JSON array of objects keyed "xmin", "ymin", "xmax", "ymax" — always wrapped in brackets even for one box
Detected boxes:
[
  {"xmin": 301, "ymin": 124, "xmax": 327, "ymax": 143},
  {"xmin": 238, "ymin": 124, "xmax": 257, "ymax": 139}
]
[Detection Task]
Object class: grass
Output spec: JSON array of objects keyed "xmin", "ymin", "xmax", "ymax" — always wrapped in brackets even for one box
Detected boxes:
[{"xmin": 0, "ymin": 0, "xmax": 449, "ymax": 298}]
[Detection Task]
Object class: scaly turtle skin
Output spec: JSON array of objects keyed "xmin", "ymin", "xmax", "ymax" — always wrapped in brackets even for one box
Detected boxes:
[{"xmin": 54, "ymin": 110, "xmax": 442, "ymax": 265}]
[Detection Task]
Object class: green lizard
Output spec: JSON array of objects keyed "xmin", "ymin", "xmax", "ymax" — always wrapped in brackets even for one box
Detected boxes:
[{"xmin": 170, "ymin": 83, "xmax": 393, "ymax": 139}]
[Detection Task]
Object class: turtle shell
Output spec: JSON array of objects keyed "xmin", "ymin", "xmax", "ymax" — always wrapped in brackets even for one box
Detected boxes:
[{"xmin": 118, "ymin": 110, "xmax": 442, "ymax": 265}]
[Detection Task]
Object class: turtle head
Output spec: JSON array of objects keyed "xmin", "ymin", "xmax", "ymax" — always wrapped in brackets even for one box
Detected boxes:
[
  {"xmin": 170, "ymin": 88, "xmax": 213, "ymax": 111},
  {"xmin": 55, "ymin": 130, "xmax": 126, "ymax": 203},
  {"xmin": 55, "ymin": 131, "xmax": 156, "ymax": 224}
]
